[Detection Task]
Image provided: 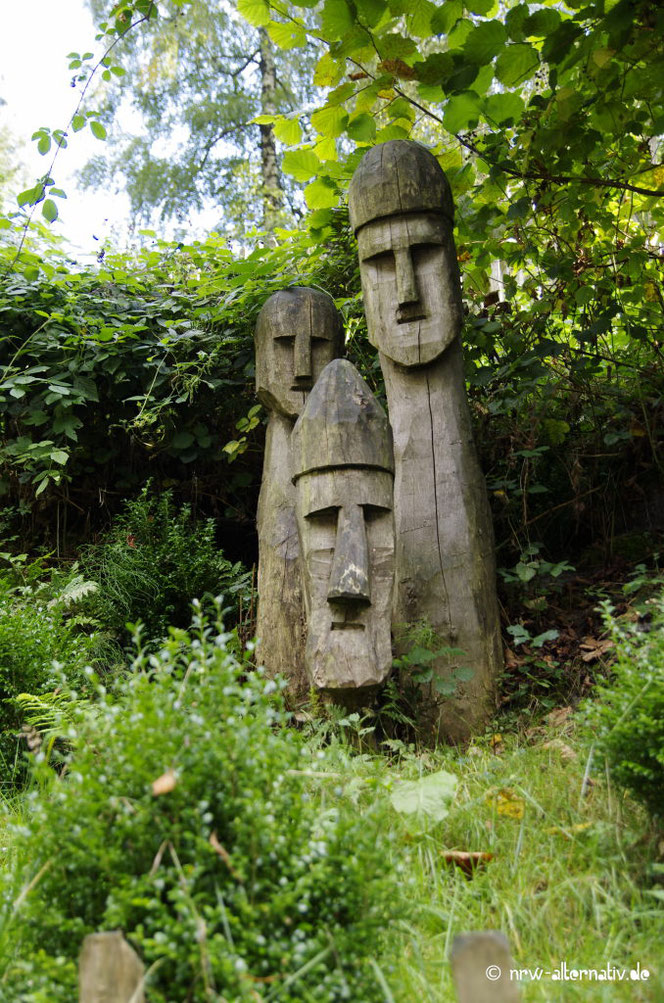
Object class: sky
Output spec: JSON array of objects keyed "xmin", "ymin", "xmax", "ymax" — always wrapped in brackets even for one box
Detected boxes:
[{"xmin": 0, "ymin": 0, "xmax": 184, "ymax": 262}]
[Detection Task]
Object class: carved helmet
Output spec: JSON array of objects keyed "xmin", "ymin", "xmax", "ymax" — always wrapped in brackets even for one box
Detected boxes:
[
  {"xmin": 292, "ymin": 359, "xmax": 394, "ymax": 481},
  {"xmin": 348, "ymin": 139, "xmax": 454, "ymax": 233}
]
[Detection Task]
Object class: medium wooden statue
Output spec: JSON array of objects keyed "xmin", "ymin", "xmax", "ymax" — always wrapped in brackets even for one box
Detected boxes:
[
  {"xmin": 349, "ymin": 139, "xmax": 502, "ymax": 739},
  {"xmin": 254, "ymin": 287, "xmax": 344, "ymax": 695},
  {"xmin": 291, "ymin": 358, "xmax": 395, "ymax": 692}
]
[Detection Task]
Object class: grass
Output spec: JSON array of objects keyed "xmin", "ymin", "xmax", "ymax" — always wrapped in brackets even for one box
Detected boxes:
[{"xmin": 303, "ymin": 712, "xmax": 664, "ymax": 1002}]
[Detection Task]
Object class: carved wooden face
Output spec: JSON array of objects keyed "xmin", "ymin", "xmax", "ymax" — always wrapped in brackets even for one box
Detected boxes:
[
  {"xmin": 255, "ymin": 290, "xmax": 343, "ymax": 419},
  {"xmin": 357, "ymin": 212, "xmax": 463, "ymax": 367},
  {"xmin": 296, "ymin": 467, "xmax": 394, "ymax": 690}
]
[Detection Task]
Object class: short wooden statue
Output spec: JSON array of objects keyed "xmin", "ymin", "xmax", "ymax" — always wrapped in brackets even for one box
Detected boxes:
[
  {"xmin": 254, "ymin": 288, "xmax": 344, "ymax": 694},
  {"xmin": 291, "ymin": 358, "xmax": 395, "ymax": 691},
  {"xmin": 349, "ymin": 140, "xmax": 502, "ymax": 739},
  {"xmin": 78, "ymin": 930, "xmax": 145, "ymax": 1003}
]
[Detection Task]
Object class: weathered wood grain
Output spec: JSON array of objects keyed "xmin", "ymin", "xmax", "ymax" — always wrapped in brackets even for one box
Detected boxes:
[
  {"xmin": 451, "ymin": 931, "xmax": 521, "ymax": 1002},
  {"xmin": 78, "ymin": 931, "xmax": 145, "ymax": 1003}
]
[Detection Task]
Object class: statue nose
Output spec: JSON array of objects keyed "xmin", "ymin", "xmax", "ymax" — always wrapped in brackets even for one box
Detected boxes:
[
  {"xmin": 293, "ymin": 328, "xmax": 312, "ymax": 381},
  {"xmin": 327, "ymin": 503, "xmax": 371, "ymax": 605},
  {"xmin": 394, "ymin": 247, "xmax": 419, "ymax": 306}
]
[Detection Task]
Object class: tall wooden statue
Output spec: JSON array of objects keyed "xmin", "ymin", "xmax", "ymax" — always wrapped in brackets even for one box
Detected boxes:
[
  {"xmin": 254, "ymin": 287, "xmax": 344, "ymax": 696},
  {"xmin": 291, "ymin": 359, "xmax": 395, "ymax": 693},
  {"xmin": 349, "ymin": 140, "xmax": 502, "ymax": 740}
]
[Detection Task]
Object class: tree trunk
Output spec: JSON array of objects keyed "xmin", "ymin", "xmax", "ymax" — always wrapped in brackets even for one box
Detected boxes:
[{"xmin": 258, "ymin": 29, "xmax": 283, "ymax": 233}]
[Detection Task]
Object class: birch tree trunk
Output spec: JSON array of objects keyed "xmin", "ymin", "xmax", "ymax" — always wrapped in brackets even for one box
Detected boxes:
[{"xmin": 258, "ymin": 29, "xmax": 283, "ymax": 233}]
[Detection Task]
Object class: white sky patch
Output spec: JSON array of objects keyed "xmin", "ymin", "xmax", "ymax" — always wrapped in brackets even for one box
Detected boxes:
[{"xmin": 0, "ymin": 0, "xmax": 221, "ymax": 261}]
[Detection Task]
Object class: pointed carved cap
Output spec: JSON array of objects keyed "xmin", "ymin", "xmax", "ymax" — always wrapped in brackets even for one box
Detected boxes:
[
  {"xmin": 348, "ymin": 140, "xmax": 454, "ymax": 233},
  {"xmin": 292, "ymin": 359, "xmax": 394, "ymax": 481}
]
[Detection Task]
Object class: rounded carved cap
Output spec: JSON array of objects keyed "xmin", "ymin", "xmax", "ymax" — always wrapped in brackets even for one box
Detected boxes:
[
  {"xmin": 348, "ymin": 140, "xmax": 454, "ymax": 233},
  {"xmin": 292, "ymin": 359, "xmax": 394, "ymax": 480}
]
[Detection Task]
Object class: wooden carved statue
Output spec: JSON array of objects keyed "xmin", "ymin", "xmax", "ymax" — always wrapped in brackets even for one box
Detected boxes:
[
  {"xmin": 291, "ymin": 359, "xmax": 395, "ymax": 692},
  {"xmin": 254, "ymin": 287, "xmax": 344, "ymax": 694},
  {"xmin": 349, "ymin": 139, "xmax": 502, "ymax": 740}
]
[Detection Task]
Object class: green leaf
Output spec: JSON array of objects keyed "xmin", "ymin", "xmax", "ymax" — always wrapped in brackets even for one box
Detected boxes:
[
  {"xmin": 532, "ymin": 629, "xmax": 559, "ymax": 648},
  {"xmin": 172, "ymin": 430, "xmax": 195, "ymax": 450},
  {"xmin": 495, "ymin": 44, "xmax": 539, "ymax": 88},
  {"xmin": 356, "ymin": 0, "xmax": 387, "ymax": 29},
  {"xmin": 72, "ymin": 115, "xmax": 86, "ymax": 132},
  {"xmin": 483, "ymin": 91, "xmax": 524, "ymax": 126},
  {"xmin": 347, "ymin": 113, "xmax": 376, "ymax": 142},
  {"xmin": 406, "ymin": 0, "xmax": 437, "ymax": 38},
  {"xmin": 314, "ymin": 51, "xmax": 344, "ymax": 88},
  {"xmin": 505, "ymin": 3, "xmax": 529, "ymax": 41},
  {"xmin": 273, "ymin": 117, "xmax": 302, "ymax": 144},
  {"xmin": 311, "ymin": 105, "xmax": 349, "ymax": 138},
  {"xmin": 463, "ymin": 20, "xmax": 507, "ymax": 66},
  {"xmin": 390, "ymin": 770, "xmax": 457, "ymax": 825},
  {"xmin": 237, "ymin": 0, "xmax": 270, "ymax": 27},
  {"xmin": 90, "ymin": 121, "xmax": 107, "ymax": 141},
  {"xmin": 282, "ymin": 148, "xmax": 321, "ymax": 182},
  {"xmin": 443, "ymin": 90, "xmax": 481, "ymax": 133},
  {"xmin": 267, "ymin": 20, "xmax": 307, "ymax": 49},
  {"xmin": 38, "ymin": 135, "xmax": 51, "ymax": 156},
  {"xmin": 41, "ymin": 200, "xmax": 58, "ymax": 223},
  {"xmin": 378, "ymin": 33, "xmax": 417, "ymax": 59},
  {"xmin": 467, "ymin": 0, "xmax": 494, "ymax": 12},
  {"xmin": 50, "ymin": 450, "xmax": 69, "ymax": 465},
  {"xmin": 523, "ymin": 9, "xmax": 561, "ymax": 38},
  {"xmin": 430, "ymin": 0, "xmax": 462, "ymax": 35},
  {"xmin": 304, "ymin": 178, "xmax": 338, "ymax": 210},
  {"xmin": 49, "ymin": 188, "xmax": 67, "ymax": 199},
  {"xmin": 17, "ymin": 186, "xmax": 38, "ymax": 208},
  {"xmin": 321, "ymin": 0, "xmax": 354, "ymax": 38}
]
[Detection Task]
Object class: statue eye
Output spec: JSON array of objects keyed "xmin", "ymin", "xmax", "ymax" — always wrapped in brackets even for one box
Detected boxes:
[
  {"xmin": 364, "ymin": 249, "xmax": 393, "ymax": 265},
  {"xmin": 306, "ymin": 506, "xmax": 339, "ymax": 522}
]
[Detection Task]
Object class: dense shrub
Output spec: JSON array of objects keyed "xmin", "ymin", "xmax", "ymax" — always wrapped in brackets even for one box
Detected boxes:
[
  {"xmin": 0, "ymin": 562, "xmax": 96, "ymax": 776},
  {"xmin": 5, "ymin": 609, "xmax": 402, "ymax": 1001},
  {"xmin": 81, "ymin": 486, "xmax": 253, "ymax": 645},
  {"xmin": 586, "ymin": 593, "xmax": 664, "ymax": 819}
]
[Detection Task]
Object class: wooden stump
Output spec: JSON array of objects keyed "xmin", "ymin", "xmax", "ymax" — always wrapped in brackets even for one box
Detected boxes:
[
  {"xmin": 451, "ymin": 931, "xmax": 521, "ymax": 1002},
  {"xmin": 79, "ymin": 931, "xmax": 145, "ymax": 1003}
]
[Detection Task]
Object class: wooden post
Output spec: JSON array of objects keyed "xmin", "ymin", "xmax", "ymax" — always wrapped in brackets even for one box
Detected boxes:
[
  {"xmin": 79, "ymin": 931, "xmax": 145, "ymax": 1003},
  {"xmin": 350, "ymin": 140, "xmax": 503, "ymax": 741},
  {"xmin": 254, "ymin": 288, "xmax": 344, "ymax": 698},
  {"xmin": 451, "ymin": 931, "xmax": 521, "ymax": 1002}
]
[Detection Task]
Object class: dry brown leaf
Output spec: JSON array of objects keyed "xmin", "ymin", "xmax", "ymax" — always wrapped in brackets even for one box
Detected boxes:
[
  {"xmin": 441, "ymin": 850, "xmax": 494, "ymax": 876},
  {"xmin": 542, "ymin": 738, "xmax": 577, "ymax": 762},
  {"xmin": 209, "ymin": 831, "xmax": 242, "ymax": 881},
  {"xmin": 490, "ymin": 733, "xmax": 504, "ymax": 755},
  {"xmin": 151, "ymin": 768, "xmax": 177, "ymax": 796},
  {"xmin": 545, "ymin": 706, "xmax": 573, "ymax": 729},
  {"xmin": 579, "ymin": 637, "xmax": 614, "ymax": 662}
]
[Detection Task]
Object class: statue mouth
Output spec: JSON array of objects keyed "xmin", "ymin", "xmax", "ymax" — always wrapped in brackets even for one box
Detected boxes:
[
  {"xmin": 331, "ymin": 621, "xmax": 366, "ymax": 631},
  {"xmin": 291, "ymin": 380, "xmax": 313, "ymax": 391}
]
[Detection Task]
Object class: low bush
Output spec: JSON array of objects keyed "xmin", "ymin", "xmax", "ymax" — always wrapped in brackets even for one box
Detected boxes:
[
  {"xmin": 5, "ymin": 607, "xmax": 402, "ymax": 1001},
  {"xmin": 81, "ymin": 485, "xmax": 253, "ymax": 645},
  {"xmin": 586, "ymin": 592, "xmax": 664, "ymax": 819},
  {"xmin": 0, "ymin": 559, "xmax": 97, "ymax": 779}
]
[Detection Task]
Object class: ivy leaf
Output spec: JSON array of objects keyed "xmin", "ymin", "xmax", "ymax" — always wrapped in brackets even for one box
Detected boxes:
[
  {"xmin": 237, "ymin": 0, "xmax": 270, "ymax": 27},
  {"xmin": 463, "ymin": 20, "xmax": 507, "ymax": 66},
  {"xmin": 443, "ymin": 90, "xmax": 481, "ymax": 133},
  {"xmin": 390, "ymin": 770, "xmax": 457, "ymax": 825},
  {"xmin": 304, "ymin": 177, "xmax": 338, "ymax": 210},
  {"xmin": 41, "ymin": 200, "xmax": 58, "ymax": 223},
  {"xmin": 495, "ymin": 43, "xmax": 539, "ymax": 88},
  {"xmin": 90, "ymin": 121, "xmax": 107, "ymax": 141},
  {"xmin": 171, "ymin": 430, "xmax": 195, "ymax": 450}
]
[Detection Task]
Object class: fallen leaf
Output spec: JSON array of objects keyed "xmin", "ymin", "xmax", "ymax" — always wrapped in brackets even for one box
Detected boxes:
[
  {"xmin": 487, "ymin": 788, "xmax": 525, "ymax": 820},
  {"xmin": 542, "ymin": 738, "xmax": 577, "ymax": 762},
  {"xmin": 390, "ymin": 770, "xmax": 457, "ymax": 824},
  {"xmin": 151, "ymin": 768, "xmax": 177, "ymax": 796},
  {"xmin": 546, "ymin": 706, "xmax": 573, "ymax": 729},
  {"xmin": 579, "ymin": 636, "xmax": 614, "ymax": 662},
  {"xmin": 490, "ymin": 733, "xmax": 504, "ymax": 755},
  {"xmin": 545, "ymin": 822, "xmax": 592, "ymax": 839},
  {"xmin": 441, "ymin": 850, "xmax": 494, "ymax": 876}
]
